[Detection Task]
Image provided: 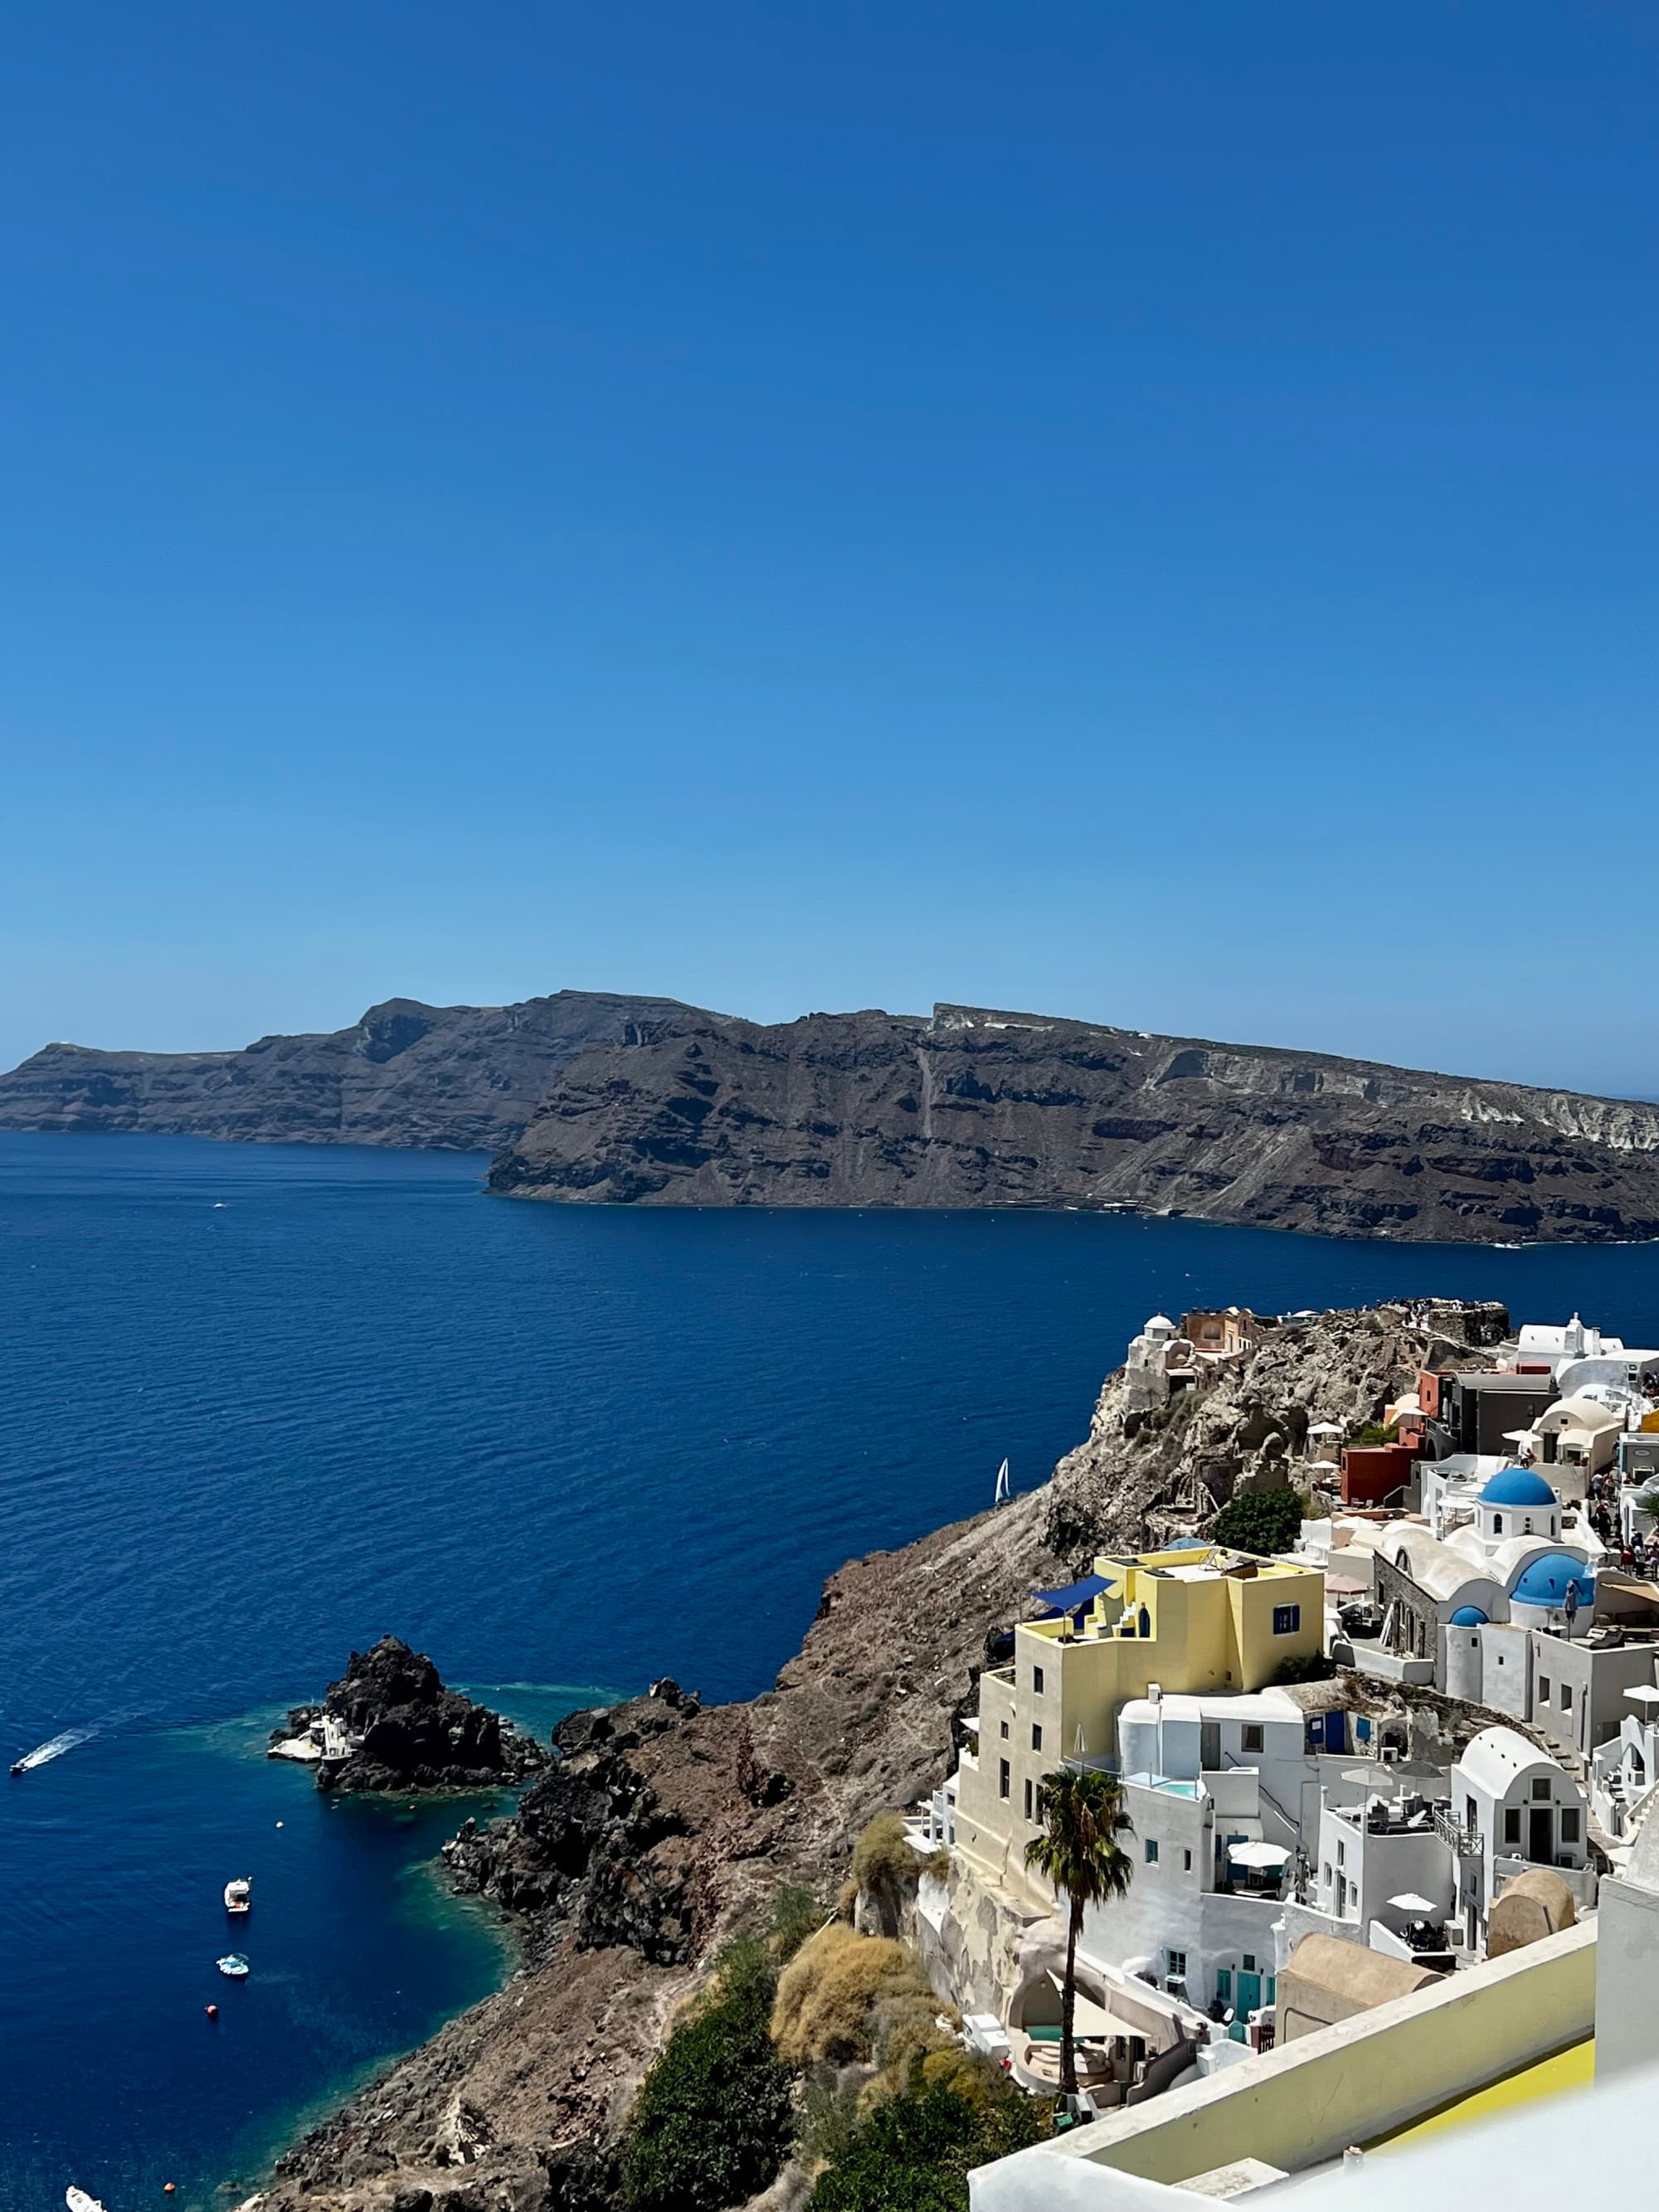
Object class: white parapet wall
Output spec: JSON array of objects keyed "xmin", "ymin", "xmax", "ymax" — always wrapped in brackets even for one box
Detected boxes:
[{"xmin": 970, "ymin": 1920, "xmax": 1595, "ymax": 2212}]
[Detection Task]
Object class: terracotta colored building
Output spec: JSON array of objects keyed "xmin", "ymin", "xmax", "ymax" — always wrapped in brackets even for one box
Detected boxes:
[{"xmin": 1341, "ymin": 1442, "xmax": 1418, "ymax": 1507}]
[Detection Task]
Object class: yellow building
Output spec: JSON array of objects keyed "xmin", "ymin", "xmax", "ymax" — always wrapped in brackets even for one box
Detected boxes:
[{"xmin": 955, "ymin": 1544, "xmax": 1326, "ymax": 1899}]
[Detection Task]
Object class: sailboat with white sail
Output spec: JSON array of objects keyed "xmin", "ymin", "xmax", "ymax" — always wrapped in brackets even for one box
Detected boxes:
[{"xmin": 993, "ymin": 1457, "xmax": 1010, "ymax": 1506}]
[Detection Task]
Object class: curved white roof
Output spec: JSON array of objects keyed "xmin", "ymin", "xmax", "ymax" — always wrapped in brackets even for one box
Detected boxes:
[
  {"xmin": 1119, "ymin": 1689, "xmax": 1301, "ymax": 1728},
  {"xmin": 1537, "ymin": 1393, "xmax": 1623, "ymax": 1433},
  {"xmin": 1456, "ymin": 1724, "xmax": 1568, "ymax": 1797},
  {"xmin": 1385, "ymin": 1524, "xmax": 1505, "ymax": 1602}
]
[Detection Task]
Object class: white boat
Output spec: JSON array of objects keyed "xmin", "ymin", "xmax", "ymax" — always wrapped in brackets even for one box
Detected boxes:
[
  {"xmin": 993, "ymin": 1457, "xmax": 1010, "ymax": 1506},
  {"xmin": 216, "ymin": 1953, "xmax": 251, "ymax": 1979},
  {"xmin": 224, "ymin": 1876, "xmax": 251, "ymax": 1914},
  {"xmin": 67, "ymin": 2189, "xmax": 106, "ymax": 2212}
]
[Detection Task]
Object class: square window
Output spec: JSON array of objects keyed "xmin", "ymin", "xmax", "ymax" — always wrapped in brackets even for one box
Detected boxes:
[
  {"xmin": 999, "ymin": 1759, "xmax": 1010, "ymax": 1801},
  {"xmin": 1032, "ymin": 1723, "xmax": 1043, "ymax": 1753},
  {"xmin": 1560, "ymin": 1685, "xmax": 1572, "ymax": 1711},
  {"xmin": 1532, "ymin": 1778, "xmax": 1551, "ymax": 1800},
  {"xmin": 1272, "ymin": 1604, "xmax": 1301, "ymax": 1636},
  {"xmin": 1243, "ymin": 1953, "xmax": 1256, "ymax": 1972},
  {"xmin": 1166, "ymin": 1949, "xmax": 1186, "ymax": 1979},
  {"xmin": 1242, "ymin": 1724, "xmax": 1264, "ymax": 1754},
  {"xmin": 1033, "ymin": 1666, "xmax": 1044, "ymax": 1696},
  {"xmin": 1539, "ymin": 1678, "xmax": 1551, "ymax": 1703},
  {"xmin": 1146, "ymin": 1839, "xmax": 1160, "ymax": 1864}
]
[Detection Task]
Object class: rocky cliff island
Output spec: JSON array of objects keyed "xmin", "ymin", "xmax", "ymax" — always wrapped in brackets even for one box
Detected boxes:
[
  {"xmin": 489, "ymin": 1003, "xmax": 1659, "ymax": 1243},
  {"xmin": 250, "ymin": 1298, "xmax": 1503, "ymax": 2212},
  {"xmin": 8, "ymin": 989, "xmax": 1659, "ymax": 1243},
  {"xmin": 271, "ymin": 1637, "xmax": 546, "ymax": 1794}
]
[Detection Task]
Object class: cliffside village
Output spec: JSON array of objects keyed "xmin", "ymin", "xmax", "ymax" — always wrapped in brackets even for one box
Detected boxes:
[{"xmin": 905, "ymin": 1304, "xmax": 1659, "ymax": 2210}]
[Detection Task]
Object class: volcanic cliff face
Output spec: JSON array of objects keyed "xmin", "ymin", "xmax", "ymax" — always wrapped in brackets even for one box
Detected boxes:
[
  {"xmin": 488, "ymin": 1003, "xmax": 1659, "ymax": 1243},
  {"xmin": 0, "ymin": 991, "xmax": 709, "ymax": 1152},
  {"xmin": 251, "ymin": 1300, "xmax": 1499, "ymax": 2212}
]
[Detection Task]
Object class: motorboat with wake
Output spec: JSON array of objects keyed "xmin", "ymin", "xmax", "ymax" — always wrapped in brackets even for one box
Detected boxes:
[
  {"xmin": 11, "ymin": 1728, "xmax": 95, "ymax": 1777},
  {"xmin": 224, "ymin": 1876, "xmax": 251, "ymax": 1915},
  {"xmin": 216, "ymin": 1953, "xmax": 251, "ymax": 1979}
]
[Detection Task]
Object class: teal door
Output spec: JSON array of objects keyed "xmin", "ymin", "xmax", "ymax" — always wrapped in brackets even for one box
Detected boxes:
[{"xmin": 1236, "ymin": 1969, "xmax": 1262, "ymax": 2015}]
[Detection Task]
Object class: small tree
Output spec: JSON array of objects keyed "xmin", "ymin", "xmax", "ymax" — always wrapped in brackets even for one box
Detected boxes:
[
  {"xmin": 1024, "ymin": 1769, "xmax": 1135, "ymax": 2097},
  {"xmin": 809, "ymin": 2069, "xmax": 1047, "ymax": 2212},
  {"xmin": 622, "ymin": 1937, "xmax": 795, "ymax": 2211},
  {"xmin": 1213, "ymin": 1486, "xmax": 1306, "ymax": 1557},
  {"xmin": 851, "ymin": 1811, "xmax": 916, "ymax": 1937}
]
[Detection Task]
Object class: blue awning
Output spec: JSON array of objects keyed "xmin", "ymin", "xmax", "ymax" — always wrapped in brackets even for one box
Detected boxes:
[{"xmin": 1029, "ymin": 1573, "xmax": 1111, "ymax": 1616}]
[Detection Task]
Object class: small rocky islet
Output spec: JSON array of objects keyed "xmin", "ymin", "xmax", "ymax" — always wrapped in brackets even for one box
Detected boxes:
[{"xmin": 270, "ymin": 1637, "xmax": 546, "ymax": 1795}]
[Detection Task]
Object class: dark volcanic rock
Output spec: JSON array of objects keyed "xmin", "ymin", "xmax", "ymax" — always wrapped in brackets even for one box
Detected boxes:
[
  {"xmin": 0, "ymin": 990, "xmax": 712, "ymax": 1151},
  {"xmin": 443, "ymin": 1682, "xmax": 711, "ymax": 1961},
  {"xmin": 487, "ymin": 1001, "xmax": 1659, "ymax": 1245},
  {"xmin": 282, "ymin": 1637, "xmax": 547, "ymax": 1794}
]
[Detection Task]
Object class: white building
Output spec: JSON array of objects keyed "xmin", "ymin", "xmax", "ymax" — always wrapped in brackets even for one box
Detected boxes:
[
  {"xmin": 1511, "ymin": 1394, "xmax": 1624, "ymax": 1488},
  {"xmin": 1513, "ymin": 1314, "xmax": 1623, "ymax": 1375},
  {"xmin": 1300, "ymin": 1776, "xmax": 1456, "ymax": 1962},
  {"xmin": 1086, "ymin": 1689, "xmax": 1308, "ymax": 2015},
  {"xmin": 1445, "ymin": 1725, "xmax": 1590, "ymax": 1952}
]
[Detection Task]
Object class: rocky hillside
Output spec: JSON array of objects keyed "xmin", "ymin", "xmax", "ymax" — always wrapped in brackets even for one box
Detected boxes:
[
  {"xmin": 249, "ymin": 1299, "xmax": 1500, "ymax": 2212},
  {"xmin": 489, "ymin": 1004, "xmax": 1659, "ymax": 1243},
  {"xmin": 0, "ymin": 990, "xmax": 707, "ymax": 1151},
  {"xmin": 1043, "ymin": 1297, "xmax": 1509, "ymax": 1563}
]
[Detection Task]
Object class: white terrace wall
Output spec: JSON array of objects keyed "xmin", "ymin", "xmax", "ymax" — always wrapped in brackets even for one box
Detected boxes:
[{"xmin": 970, "ymin": 1921, "xmax": 1595, "ymax": 2211}]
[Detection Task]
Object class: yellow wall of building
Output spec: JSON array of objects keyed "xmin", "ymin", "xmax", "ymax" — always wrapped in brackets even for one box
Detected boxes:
[{"xmin": 956, "ymin": 1546, "xmax": 1326, "ymax": 1897}]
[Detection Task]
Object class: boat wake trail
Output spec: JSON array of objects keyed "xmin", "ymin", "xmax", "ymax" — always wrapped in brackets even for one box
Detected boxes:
[{"xmin": 10, "ymin": 1728, "xmax": 97, "ymax": 1774}]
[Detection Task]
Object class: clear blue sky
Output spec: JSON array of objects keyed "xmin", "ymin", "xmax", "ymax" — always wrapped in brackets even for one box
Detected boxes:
[{"xmin": 3, "ymin": 3, "xmax": 1657, "ymax": 1092}]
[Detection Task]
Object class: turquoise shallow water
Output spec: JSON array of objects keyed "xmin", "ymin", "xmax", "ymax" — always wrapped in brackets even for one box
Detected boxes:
[{"xmin": 8, "ymin": 1130, "xmax": 1659, "ymax": 2206}]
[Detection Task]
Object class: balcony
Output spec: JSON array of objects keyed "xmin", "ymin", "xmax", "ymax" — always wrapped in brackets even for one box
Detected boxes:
[{"xmin": 1433, "ymin": 1806, "xmax": 1481, "ymax": 1855}]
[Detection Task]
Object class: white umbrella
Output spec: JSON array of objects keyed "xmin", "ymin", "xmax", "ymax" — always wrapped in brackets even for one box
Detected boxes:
[
  {"xmin": 1388, "ymin": 1892, "xmax": 1437, "ymax": 1915},
  {"xmin": 1228, "ymin": 1840, "xmax": 1292, "ymax": 1869}
]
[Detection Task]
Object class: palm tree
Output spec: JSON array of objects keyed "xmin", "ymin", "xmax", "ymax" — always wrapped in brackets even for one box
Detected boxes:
[{"xmin": 1024, "ymin": 1767, "xmax": 1136, "ymax": 2098}]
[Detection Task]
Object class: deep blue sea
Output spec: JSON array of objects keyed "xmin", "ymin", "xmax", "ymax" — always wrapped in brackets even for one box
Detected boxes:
[{"xmin": 10, "ymin": 1132, "xmax": 1659, "ymax": 2209}]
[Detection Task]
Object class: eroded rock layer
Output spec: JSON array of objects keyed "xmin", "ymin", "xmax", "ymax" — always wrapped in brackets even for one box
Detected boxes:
[
  {"xmin": 0, "ymin": 991, "xmax": 705, "ymax": 1151},
  {"xmin": 489, "ymin": 1003, "xmax": 1659, "ymax": 1242}
]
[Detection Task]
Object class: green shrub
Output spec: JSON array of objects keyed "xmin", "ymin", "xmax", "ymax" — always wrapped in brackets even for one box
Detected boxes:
[
  {"xmin": 1272, "ymin": 1650, "xmax": 1335, "ymax": 1685},
  {"xmin": 621, "ymin": 1937, "xmax": 796, "ymax": 2212},
  {"xmin": 1213, "ymin": 1487, "xmax": 1306, "ymax": 1557},
  {"xmin": 770, "ymin": 1882, "xmax": 827, "ymax": 1963},
  {"xmin": 809, "ymin": 2070, "xmax": 1048, "ymax": 2211},
  {"xmin": 851, "ymin": 1812, "xmax": 914, "ymax": 1892},
  {"xmin": 1349, "ymin": 1420, "xmax": 1399, "ymax": 1447}
]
